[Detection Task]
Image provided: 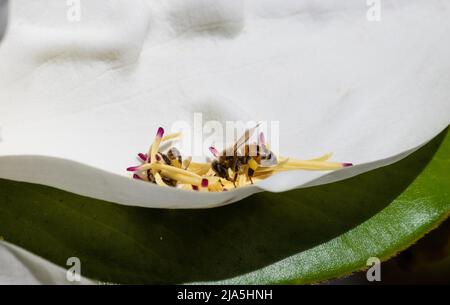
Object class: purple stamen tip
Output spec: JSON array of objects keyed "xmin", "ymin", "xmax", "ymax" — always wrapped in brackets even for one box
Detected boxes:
[
  {"xmin": 343, "ymin": 163, "xmax": 354, "ymax": 167},
  {"xmin": 133, "ymin": 174, "xmax": 142, "ymax": 180},
  {"xmin": 155, "ymin": 154, "xmax": 161, "ymax": 161},
  {"xmin": 156, "ymin": 127, "xmax": 164, "ymax": 138},
  {"xmin": 192, "ymin": 185, "xmax": 199, "ymax": 191},
  {"xmin": 209, "ymin": 146, "xmax": 219, "ymax": 157},
  {"xmin": 259, "ymin": 132, "xmax": 266, "ymax": 145},
  {"xmin": 201, "ymin": 178, "xmax": 209, "ymax": 188},
  {"xmin": 138, "ymin": 153, "xmax": 147, "ymax": 162},
  {"xmin": 127, "ymin": 166, "xmax": 140, "ymax": 172}
]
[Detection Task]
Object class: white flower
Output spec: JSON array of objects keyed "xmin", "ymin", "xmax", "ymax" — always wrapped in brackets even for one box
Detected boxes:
[{"xmin": 0, "ymin": 0, "xmax": 449, "ymax": 208}]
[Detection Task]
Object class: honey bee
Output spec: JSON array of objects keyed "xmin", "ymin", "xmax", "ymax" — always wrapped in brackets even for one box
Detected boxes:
[
  {"xmin": 165, "ymin": 147, "xmax": 183, "ymax": 168},
  {"xmin": 210, "ymin": 125, "xmax": 278, "ymax": 185},
  {"xmin": 150, "ymin": 147, "xmax": 183, "ymax": 187}
]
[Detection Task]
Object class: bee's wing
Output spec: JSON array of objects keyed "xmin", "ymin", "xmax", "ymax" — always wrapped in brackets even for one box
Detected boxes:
[{"xmin": 231, "ymin": 123, "xmax": 261, "ymax": 154}]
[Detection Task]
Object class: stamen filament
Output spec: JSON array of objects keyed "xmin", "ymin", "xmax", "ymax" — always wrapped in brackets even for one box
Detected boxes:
[
  {"xmin": 128, "ymin": 126, "xmax": 353, "ymax": 192},
  {"xmin": 149, "ymin": 127, "xmax": 164, "ymax": 164},
  {"xmin": 137, "ymin": 153, "xmax": 148, "ymax": 162},
  {"xmin": 154, "ymin": 172, "xmax": 169, "ymax": 187}
]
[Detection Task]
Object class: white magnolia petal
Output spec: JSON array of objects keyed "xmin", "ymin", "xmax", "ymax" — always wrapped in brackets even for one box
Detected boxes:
[
  {"xmin": 0, "ymin": 0, "xmax": 449, "ymax": 208},
  {"xmin": 0, "ymin": 241, "xmax": 95, "ymax": 285}
]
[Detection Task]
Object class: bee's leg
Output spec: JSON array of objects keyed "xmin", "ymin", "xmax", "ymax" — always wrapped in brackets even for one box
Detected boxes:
[
  {"xmin": 248, "ymin": 168, "xmax": 255, "ymax": 184},
  {"xmin": 232, "ymin": 172, "xmax": 238, "ymax": 188},
  {"xmin": 229, "ymin": 156, "xmax": 239, "ymax": 188}
]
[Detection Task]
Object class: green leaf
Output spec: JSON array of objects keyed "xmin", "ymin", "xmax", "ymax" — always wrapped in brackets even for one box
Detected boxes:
[{"xmin": 0, "ymin": 129, "xmax": 449, "ymax": 284}]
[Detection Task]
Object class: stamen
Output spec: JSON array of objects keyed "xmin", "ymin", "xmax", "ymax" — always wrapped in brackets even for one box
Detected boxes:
[
  {"xmin": 137, "ymin": 153, "xmax": 148, "ymax": 162},
  {"xmin": 139, "ymin": 163, "xmax": 203, "ymax": 179},
  {"xmin": 156, "ymin": 127, "xmax": 164, "ymax": 139},
  {"xmin": 207, "ymin": 180, "xmax": 224, "ymax": 192},
  {"xmin": 259, "ymin": 132, "xmax": 266, "ymax": 146},
  {"xmin": 308, "ymin": 153, "xmax": 333, "ymax": 162},
  {"xmin": 284, "ymin": 160, "xmax": 346, "ymax": 170},
  {"xmin": 154, "ymin": 172, "xmax": 169, "ymax": 187},
  {"xmin": 128, "ymin": 126, "xmax": 353, "ymax": 192},
  {"xmin": 227, "ymin": 168, "xmax": 234, "ymax": 178},
  {"xmin": 159, "ymin": 170, "xmax": 203, "ymax": 186},
  {"xmin": 149, "ymin": 127, "xmax": 165, "ymax": 164},
  {"xmin": 162, "ymin": 132, "xmax": 182, "ymax": 142},
  {"xmin": 183, "ymin": 156, "xmax": 192, "ymax": 170},
  {"xmin": 209, "ymin": 146, "xmax": 220, "ymax": 157}
]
